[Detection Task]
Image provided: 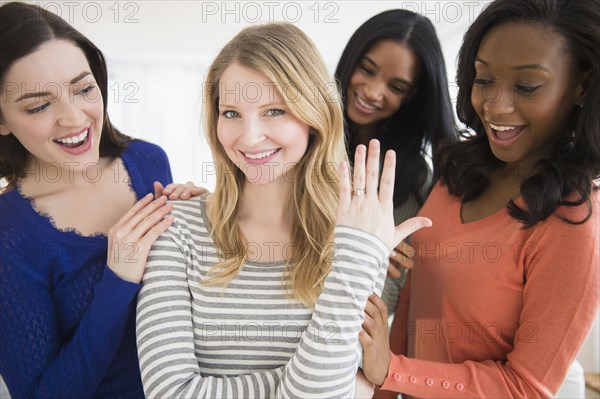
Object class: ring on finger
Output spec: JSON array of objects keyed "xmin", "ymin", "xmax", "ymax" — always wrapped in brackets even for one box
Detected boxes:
[{"xmin": 352, "ymin": 188, "xmax": 366, "ymax": 197}]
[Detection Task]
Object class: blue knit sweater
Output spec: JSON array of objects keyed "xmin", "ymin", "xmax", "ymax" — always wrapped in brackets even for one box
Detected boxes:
[{"xmin": 0, "ymin": 140, "xmax": 172, "ymax": 399}]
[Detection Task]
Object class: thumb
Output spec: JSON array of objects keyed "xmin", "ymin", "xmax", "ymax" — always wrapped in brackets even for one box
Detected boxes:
[
  {"xmin": 153, "ymin": 181, "xmax": 164, "ymax": 199},
  {"xmin": 393, "ymin": 217, "xmax": 432, "ymax": 248}
]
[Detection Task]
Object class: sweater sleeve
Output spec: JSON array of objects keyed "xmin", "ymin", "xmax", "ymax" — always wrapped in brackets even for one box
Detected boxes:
[
  {"xmin": 379, "ymin": 213, "xmax": 599, "ymax": 398},
  {"xmin": 0, "ymin": 259, "xmax": 141, "ymax": 399},
  {"xmin": 136, "ymin": 225, "xmax": 388, "ymax": 398}
]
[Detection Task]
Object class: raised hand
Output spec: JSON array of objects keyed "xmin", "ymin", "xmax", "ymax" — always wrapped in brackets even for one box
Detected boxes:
[
  {"xmin": 153, "ymin": 181, "xmax": 206, "ymax": 200},
  {"xmin": 360, "ymin": 294, "xmax": 391, "ymax": 386},
  {"xmin": 337, "ymin": 139, "xmax": 431, "ymax": 251},
  {"xmin": 107, "ymin": 193, "xmax": 174, "ymax": 283}
]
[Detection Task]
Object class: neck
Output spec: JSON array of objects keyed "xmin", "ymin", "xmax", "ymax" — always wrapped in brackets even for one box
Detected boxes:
[
  {"xmin": 237, "ymin": 179, "xmax": 293, "ymax": 225},
  {"xmin": 20, "ymin": 156, "xmax": 113, "ymax": 195},
  {"xmin": 487, "ymin": 163, "xmax": 533, "ymax": 201}
]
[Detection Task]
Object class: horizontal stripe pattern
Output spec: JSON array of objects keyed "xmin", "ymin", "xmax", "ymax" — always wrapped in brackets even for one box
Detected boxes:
[{"xmin": 136, "ymin": 197, "xmax": 388, "ymax": 398}]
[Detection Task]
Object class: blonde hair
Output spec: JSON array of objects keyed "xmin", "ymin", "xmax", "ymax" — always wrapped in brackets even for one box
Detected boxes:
[{"xmin": 203, "ymin": 23, "xmax": 347, "ymax": 306}]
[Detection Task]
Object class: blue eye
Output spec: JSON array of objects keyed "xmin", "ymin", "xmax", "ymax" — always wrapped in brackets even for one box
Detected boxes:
[
  {"xmin": 26, "ymin": 103, "xmax": 50, "ymax": 115},
  {"xmin": 221, "ymin": 110, "xmax": 239, "ymax": 118},
  {"xmin": 266, "ymin": 108, "xmax": 285, "ymax": 117}
]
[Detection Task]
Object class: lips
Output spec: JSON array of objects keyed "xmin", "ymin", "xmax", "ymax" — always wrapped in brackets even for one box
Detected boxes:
[
  {"xmin": 240, "ymin": 148, "xmax": 281, "ymax": 164},
  {"xmin": 353, "ymin": 92, "xmax": 380, "ymax": 114},
  {"xmin": 54, "ymin": 129, "xmax": 89, "ymax": 148},
  {"xmin": 488, "ymin": 122, "xmax": 526, "ymax": 145},
  {"xmin": 53, "ymin": 127, "xmax": 93, "ymax": 155}
]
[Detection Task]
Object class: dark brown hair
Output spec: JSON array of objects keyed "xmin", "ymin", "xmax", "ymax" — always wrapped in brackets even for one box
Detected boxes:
[{"xmin": 0, "ymin": 2, "xmax": 129, "ymax": 190}]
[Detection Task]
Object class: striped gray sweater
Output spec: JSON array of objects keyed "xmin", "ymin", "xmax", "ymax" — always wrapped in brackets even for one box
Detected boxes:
[{"xmin": 136, "ymin": 196, "xmax": 388, "ymax": 398}]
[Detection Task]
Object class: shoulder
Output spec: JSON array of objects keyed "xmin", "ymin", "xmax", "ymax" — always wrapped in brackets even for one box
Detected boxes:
[
  {"xmin": 124, "ymin": 139, "xmax": 169, "ymax": 163},
  {"xmin": 530, "ymin": 189, "xmax": 599, "ymax": 252},
  {"xmin": 0, "ymin": 189, "xmax": 25, "ymax": 230},
  {"xmin": 165, "ymin": 194, "xmax": 210, "ymax": 241},
  {"xmin": 554, "ymin": 188, "xmax": 600, "ymax": 225},
  {"xmin": 170, "ymin": 194, "xmax": 207, "ymax": 225},
  {"xmin": 424, "ymin": 181, "xmax": 454, "ymax": 206},
  {"xmin": 121, "ymin": 139, "xmax": 173, "ymax": 189}
]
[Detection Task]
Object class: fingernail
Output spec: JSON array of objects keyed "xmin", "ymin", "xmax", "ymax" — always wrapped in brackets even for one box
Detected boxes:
[{"xmin": 390, "ymin": 250, "xmax": 397, "ymax": 257}]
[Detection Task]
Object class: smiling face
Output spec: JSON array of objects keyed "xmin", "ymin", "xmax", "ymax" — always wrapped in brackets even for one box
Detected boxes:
[
  {"xmin": 346, "ymin": 39, "xmax": 421, "ymax": 128},
  {"xmin": 471, "ymin": 22, "xmax": 585, "ymax": 169},
  {"xmin": 216, "ymin": 63, "xmax": 310, "ymax": 186},
  {"xmin": 0, "ymin": 39, "xmax": 103, "ymax": 172}
]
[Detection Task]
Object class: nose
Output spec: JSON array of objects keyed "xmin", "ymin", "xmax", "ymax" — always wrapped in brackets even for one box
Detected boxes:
[
  {"xmin": 363, "ymin": 79, "xmax": 385, "ymax": 102},
  {"xmin": 482, "ymin": 84, "xmax": 515, "ymax": 117},
  {"xmin": 240, "ymin": 116, "xmax": 266, "ymax": 147},
  {"xmin": 57, "ymin": 97, "xmax": 87, "ymax": 128}
]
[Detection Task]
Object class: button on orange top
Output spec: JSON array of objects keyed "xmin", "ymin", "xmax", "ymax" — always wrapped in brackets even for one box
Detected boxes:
[
  {"xmin": 393, "ymin": 373, "xmax": 402, "ymax": 381},
  {"xmin": 409, "ymin": 376, "xmax": 418, "ymax": 383},
  {"xmin": 442, "ymin": 380, "xmax": 451, "ymax": 389},
  {"xmin": 425, "ymin": 378, "xmax": 434, "ymax": 386},
  {"xmin": 456, "ymin": 383, "xmax": 465, "ymax": 391}
]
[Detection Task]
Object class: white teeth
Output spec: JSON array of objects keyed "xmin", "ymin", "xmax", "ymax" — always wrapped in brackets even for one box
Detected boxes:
[
  {"xmin": 356, "ymin": 95, "xmax": 377, "ymax": 110},
  {"xmin": 56, "ymin": 130, "xmax": 88, "ymax": 145},
  {"xmin": 244, "ymin": 149, "xmax": 277, "ymax": 160},
  {"xmin": 489, "ymin": 123, "xmax": 515, "ymax": 132}
]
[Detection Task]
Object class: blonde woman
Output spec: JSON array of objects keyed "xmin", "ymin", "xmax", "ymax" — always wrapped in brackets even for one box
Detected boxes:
[{"xmin": 135, "ymin": 23, "xmax": 430, "ymax": 398}]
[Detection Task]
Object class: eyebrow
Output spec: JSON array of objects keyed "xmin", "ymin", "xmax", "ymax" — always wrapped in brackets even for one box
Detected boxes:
[
  {"xmin": 475, "ymin": 57, "xmax": 549, "ymax": 72},
  {"xmin": 218, "ymin": 101, "xmax": 286, "ymax": 108},
  {"xmin": 362, "ymin": 55, "xmax": 413, "ymax": 85},
  {"xmin": 14, "ymin": 71, "xmax": 92, "ymax": 102}
]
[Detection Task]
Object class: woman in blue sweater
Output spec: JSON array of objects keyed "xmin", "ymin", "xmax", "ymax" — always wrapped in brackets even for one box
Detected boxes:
[{"xmin": 0, "ymin": 3, "xmax": 199, "ymax": 398}]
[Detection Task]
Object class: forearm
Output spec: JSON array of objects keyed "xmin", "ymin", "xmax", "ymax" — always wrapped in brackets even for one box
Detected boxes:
[
  {"xmin": 276, "ymin": 226, "xmax": 388, "ymax": 398},
  {"xmin": 1, "ymin": 265, "xmax": 140, "ymax": 399}
]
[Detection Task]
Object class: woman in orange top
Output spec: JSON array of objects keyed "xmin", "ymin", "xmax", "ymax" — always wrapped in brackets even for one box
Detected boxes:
[{"xmin": 360, "ymin": 0, "xmax": 600, "ymax": 397}]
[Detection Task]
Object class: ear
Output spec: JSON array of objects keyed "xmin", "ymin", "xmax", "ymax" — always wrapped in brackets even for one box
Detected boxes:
[
  {"xmin": 0, "ymin": 122, "xmax": 11, "ymax": 136},
  {"xmin": 575, "ymin": 68, "xmax": 592, "ymax": 107}
]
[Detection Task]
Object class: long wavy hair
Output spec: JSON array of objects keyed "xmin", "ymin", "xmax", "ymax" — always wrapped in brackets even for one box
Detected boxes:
[
  {"xmin": 335, "ymin": 9, "xmax": 457, "ymax": 208},
  {"xmin": 203, "ymin": 23, "xmax": 348, "ymax": 306},
  {"xmin": 0, "ymin": 2, "xmax": 129, "ymax": 191},
  {"xmin": 441, "ymin": 0, "xmax": 600, "ymax": 227}
]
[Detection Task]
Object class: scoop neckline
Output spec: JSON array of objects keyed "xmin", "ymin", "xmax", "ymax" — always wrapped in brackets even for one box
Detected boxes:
[{"xmin": 11, "ymin": 156, "xmax": 137, "ymax": 241}]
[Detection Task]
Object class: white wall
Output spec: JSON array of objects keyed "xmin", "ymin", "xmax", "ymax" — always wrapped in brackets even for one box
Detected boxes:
[
  {"xmin": 25, "ymin": 0, "xmax": 598, "ymax": 374},
  {"xmin": 27, "ymin": 0, "xmax": 491, "ymax": 189}
]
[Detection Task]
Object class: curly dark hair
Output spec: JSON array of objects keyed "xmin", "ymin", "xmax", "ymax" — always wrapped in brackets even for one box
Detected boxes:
[{"xmin": 440, "ymin": 0, "xmax": 600, "ymax": 227}]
